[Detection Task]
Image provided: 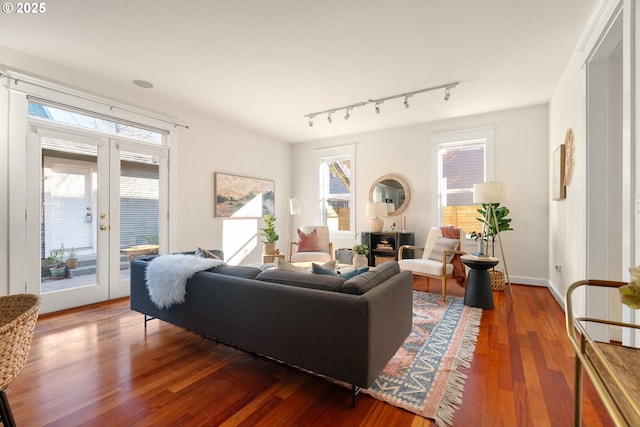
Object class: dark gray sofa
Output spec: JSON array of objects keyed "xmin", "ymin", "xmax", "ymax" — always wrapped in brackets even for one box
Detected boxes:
[{"xmin": 130, "ymin": 253, "xmax": 413, "ymax": 404}]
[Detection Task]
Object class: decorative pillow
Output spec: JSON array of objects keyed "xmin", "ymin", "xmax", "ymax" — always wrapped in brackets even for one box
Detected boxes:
[
  {"xmin": 274, "ymin": 258, "xmax": 305, "ymax": 272},
  {"xmin": 340, "ymin": 267, "xmax": 369, "ymax": 280},
  {"xmin": 296, "ymin": 228, "xmax": 318, "ymax": 252},
  {"xmin": 311, "ymin": 263, "xmax": 339, "ymax": 276},
  {"xmin": 195, "ymin": 247, "xmax": 222, "ymax": 260},
  {"xmin": 275, "ymin": 258, "xmax": 337, "ymax": 273},
  {"xmin": 428, "ymin": 238, "xmax": 459, "ymax": 263}
]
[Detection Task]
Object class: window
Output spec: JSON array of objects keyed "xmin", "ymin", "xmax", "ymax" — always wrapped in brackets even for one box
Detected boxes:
[
  {"xmin": 315, "ymin": 144, "xmax": 356, "ymax": 235},
  {"xmin": 432, "ymin": 128, "xmax": 494, "ymax": 236},
  {"xmin": 28, "ymin": 100, "xmax": 165, "ymax": 144}
]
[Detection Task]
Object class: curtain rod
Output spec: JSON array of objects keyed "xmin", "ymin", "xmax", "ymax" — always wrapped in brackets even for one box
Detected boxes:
[{"xmin": 0, "ymin": 71, "xmax": 189, "ymax": 130}]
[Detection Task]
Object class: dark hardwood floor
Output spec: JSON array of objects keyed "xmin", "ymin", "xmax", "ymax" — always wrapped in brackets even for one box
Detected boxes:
[{"xmin": 8, "ymin": 278, "xmax": 615, "ymax": 426}]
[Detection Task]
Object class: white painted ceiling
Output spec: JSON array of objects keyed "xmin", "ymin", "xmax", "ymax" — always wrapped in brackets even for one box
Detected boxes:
[{"xmin": 0, "ymin": 0, "xmax": 598, "ymax": 142}]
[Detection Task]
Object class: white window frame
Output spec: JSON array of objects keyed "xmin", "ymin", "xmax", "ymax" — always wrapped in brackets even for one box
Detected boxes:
[
  {"xmin": 314, "ymin": 144, "xmax": 356, "ymax": 238},
  {"xmin": 431, "ymin": 127, "xmax": 495, "ymax": 230}
]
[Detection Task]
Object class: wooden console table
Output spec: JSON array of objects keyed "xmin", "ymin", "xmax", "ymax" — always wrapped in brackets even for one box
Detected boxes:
[{"xmin": 565, "ymin": 280, "xmax": 640, "ymax": 426}]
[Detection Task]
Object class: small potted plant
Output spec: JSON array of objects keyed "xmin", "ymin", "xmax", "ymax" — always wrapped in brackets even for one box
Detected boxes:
[
  {"xmin": 352, "ymin": 244, "xmax": 369, "ymax": 268},
  {"xmin": 66, "ymin": 247, "xmax": 79, "ymax": 270},
  {"xmin": 46, "ymin": 244, "xmax": 66, "ymax": 278},
  {"xmin": 260, "ymin": 214, "xmax": 279, "ymax": 255}
]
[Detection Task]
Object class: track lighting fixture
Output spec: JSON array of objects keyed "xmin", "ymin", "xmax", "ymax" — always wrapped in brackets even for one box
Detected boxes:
[{"xmin": 303, "ymin": 82, "xmax": 458, "ymax": 126}]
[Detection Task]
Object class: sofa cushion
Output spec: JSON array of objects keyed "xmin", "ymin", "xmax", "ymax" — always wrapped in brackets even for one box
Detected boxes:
[
  {"xmin": 398, "ymin": 258, "xmax": 454, "ymax": 276},
  {"xmin": 428, "ymin": 237, "xmax": 459, "ymax": 263},
  {"xmin": 255, "ymin": 269, "xmax": 345, "ymax": 292},
  {"xmin": 208, "ymin": 265, "xmax": 262, "ymax": 279},
  {"xmin": 342, "ymin": 262, "xmax": 400, "ymax": 295}
]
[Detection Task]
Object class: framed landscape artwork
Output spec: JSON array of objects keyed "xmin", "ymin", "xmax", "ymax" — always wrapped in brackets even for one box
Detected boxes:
[{"xmin": 214, "ymin": 172, "xmax": 275, "ymax": 217}]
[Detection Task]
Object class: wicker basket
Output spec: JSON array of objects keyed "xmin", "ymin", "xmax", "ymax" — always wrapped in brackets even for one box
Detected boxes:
[
  {"xmin": 0, "ymin": 294, "xmax": 41, "ymax": 389},
  {"xmin": 374, "ymin": 255, "xmax": 395, "ymax": 266},
  {"xmin": 490, "ymin": 270, "xmax": 505, "ymax": 291}
]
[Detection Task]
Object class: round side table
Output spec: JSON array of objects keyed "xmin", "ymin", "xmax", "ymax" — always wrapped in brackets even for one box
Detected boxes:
[{"xmin": 461, "ymin": 255, "xmax": 499, "ymax": 309}]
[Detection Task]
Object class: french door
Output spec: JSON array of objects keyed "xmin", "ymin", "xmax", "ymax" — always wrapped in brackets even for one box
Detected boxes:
[{"xmin": 27, "ymin": 123, "xmax": 168, "ymax": 313}]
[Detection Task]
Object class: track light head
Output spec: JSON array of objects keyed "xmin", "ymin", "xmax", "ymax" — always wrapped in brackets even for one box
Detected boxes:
[
  {"xmin": 403, "ymin": 96, "xmax": 410, "ymax": 109},
  {"xmin": 327, "ymin": 112, "xmax": 332, "ymax": 123},
  {"xmin": 375, "ymin": 102, "xmax": 381, "ymax": 114},
  {"xmin": 344, "ymin": 109, "xmax": 350, "ymax": 120},
  {"xmin": 444, "ymin": 87, "xmax": 451, "ymax": 101},
  {"xmin": 308, "ymin": 116, "xmax": 314, "ymax": 127}
]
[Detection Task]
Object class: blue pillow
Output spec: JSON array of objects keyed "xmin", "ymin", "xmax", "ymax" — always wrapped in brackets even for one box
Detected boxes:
[
  {"xmin": 340, "ymin": 267, "xmax": 369, "ymax": 280},
  {"xmin": 311, "ymin": 263, "xmax": 339, "ymax": 276}
]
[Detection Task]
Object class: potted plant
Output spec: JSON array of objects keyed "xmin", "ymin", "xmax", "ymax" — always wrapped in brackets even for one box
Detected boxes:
[
  {"xmin": 260, "ymin": 214, "xmax": 279, "ymax": 255},
  {"xmin": 352, "ymin": 244, "xmax": 369, "ymax": 268},
  {"xmin": 470, "ymin": 203, "xmax": 513, "ymax": 257},
  {"xmin": 46, "ymin": 244, "xmax": 66, "ymax": 278},
  {"xmin": 66, "ymin": 247, "xmax": 79, "ymax": 270}
]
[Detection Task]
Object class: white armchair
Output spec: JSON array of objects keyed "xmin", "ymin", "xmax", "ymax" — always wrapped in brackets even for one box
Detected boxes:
[
  {"xmin": 398, "ymin": 226, "xmax": 466, "ymax": 300},
  {"xmin": 289, "ymin": 225, "xmax": 334, "ymax": 263}
]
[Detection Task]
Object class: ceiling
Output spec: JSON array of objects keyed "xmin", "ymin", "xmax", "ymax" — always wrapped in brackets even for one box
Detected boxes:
[{"xmin": 0, "ymin": 0, "xmax": 598, "ymax": 143}]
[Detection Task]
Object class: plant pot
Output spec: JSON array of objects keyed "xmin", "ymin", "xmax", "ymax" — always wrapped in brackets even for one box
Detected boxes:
[
  {"xmin": 263, "ymin": 242, "xmax": 276, "ymax": 255},
  {"xmin": 353, "ymin": 253, "xmax": 368, "ymax": 268},
  {"xmin": 49, "ymin": 266, "xmax": 66, "ymax": 279},
  {"xmin": 66, "ymin": 258, "xmax": 79, "ymax": 269}
]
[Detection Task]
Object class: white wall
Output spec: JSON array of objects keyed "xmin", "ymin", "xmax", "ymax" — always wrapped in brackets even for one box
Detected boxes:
[
  {"xmin": 173, "ymin": 112, "xmax": 291, "ymax": 265},
  {"xmin": 0, "ymin": 45, "xmax": 291, "ymax": 292},
  {"xmin": 548, "ymin": 53, "xmax": 587, "ymax": 302},
  {"xmin": 292, "ymin": 105, "xmax": 549, "ymax": 285}
]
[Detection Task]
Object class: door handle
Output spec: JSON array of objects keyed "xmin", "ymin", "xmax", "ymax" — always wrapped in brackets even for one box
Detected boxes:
[{"xmin": 100, "ymin": 225, "xmax": 111, "ymax": 231}]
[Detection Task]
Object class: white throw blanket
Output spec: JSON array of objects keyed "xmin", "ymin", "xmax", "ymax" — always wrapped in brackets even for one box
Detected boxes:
[{"xmin": 145, "ymin": 254, "xmax": 226, "ymax": 309}]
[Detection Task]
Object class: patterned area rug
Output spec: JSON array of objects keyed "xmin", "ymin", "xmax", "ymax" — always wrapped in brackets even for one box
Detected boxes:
[{"xmin": 363, "ymin": 291, "xmax": 482, "ymax": 427}]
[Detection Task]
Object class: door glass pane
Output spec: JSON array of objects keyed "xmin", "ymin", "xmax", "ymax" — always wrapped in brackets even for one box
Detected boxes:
[
  {"xmin": 119, "ymin": 150, "xmax": 159, "ymax": 277},
  {"xmin": 41, "ymin": 137, "xmax": 98, "ymax": 293}
]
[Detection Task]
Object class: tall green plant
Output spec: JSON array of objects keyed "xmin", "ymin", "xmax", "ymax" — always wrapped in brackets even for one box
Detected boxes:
[
  {"xmin": 476, "ymin": 203, "xmax": 513, "ymax": 237},
  {"xmin": 471, "ymin": 203, "xmax": 513, "ymax": 256},
  {"xmin": 259, "ymin": 214, "xmax": 279, "ymax": 243}
]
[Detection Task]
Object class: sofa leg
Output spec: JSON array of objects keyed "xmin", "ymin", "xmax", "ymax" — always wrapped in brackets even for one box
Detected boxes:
[
  {"xmin": 441, "ymin": 277, "xmax": 447, "ymax": 301},
  {"xmin": 351, "ymin": 385, "xmax": 361, "ymax": 408}
]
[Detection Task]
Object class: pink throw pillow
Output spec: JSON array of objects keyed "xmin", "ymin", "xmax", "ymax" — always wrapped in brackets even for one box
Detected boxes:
[{"xmin": 296, "ymin": 228, "xmax": 318, "ymax": 252}]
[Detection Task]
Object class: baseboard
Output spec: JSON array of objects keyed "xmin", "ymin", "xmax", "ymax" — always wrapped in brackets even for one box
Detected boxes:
[{"xmin": 509, "ymin": 275, "xmax": 548, "ymax": 287}]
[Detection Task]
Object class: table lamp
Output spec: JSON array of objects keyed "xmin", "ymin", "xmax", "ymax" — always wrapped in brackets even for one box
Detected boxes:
[{"xmin": 366, "ymin": 202, "xmax": 387, "ymax": 232}]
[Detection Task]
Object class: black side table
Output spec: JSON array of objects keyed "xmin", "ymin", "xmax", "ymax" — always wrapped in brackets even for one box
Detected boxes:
[{"xmin": 461, "ymin": 255, "xmax": 499, "ymax": 309}]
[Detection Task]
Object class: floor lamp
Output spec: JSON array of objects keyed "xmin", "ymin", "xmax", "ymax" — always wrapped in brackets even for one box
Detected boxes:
[
  {"xmin": 287, "ymin": 197, "xmax": 302, "ymax": 260},
  {"xmin": 473, "ymin": 182, "xmax": 513, "ymax": 298}
]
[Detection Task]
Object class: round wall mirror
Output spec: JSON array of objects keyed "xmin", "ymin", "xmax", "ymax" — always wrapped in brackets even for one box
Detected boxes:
[{"xmin": 369, "ymin": 174, "xmax": 411, "ymax": 216}]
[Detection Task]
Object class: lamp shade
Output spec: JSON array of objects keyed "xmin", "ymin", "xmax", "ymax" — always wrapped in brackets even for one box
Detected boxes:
[
  {"xmin": 366, "ymin": 202, "xmax": 388, "ymax": 218},
  {"xmin": 473, "ymin": 182, "xmax": 509, "ymax": 204},
  {"xmin": 289, "ymin": 197, "xmax": 301, "ymax": 215}
]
